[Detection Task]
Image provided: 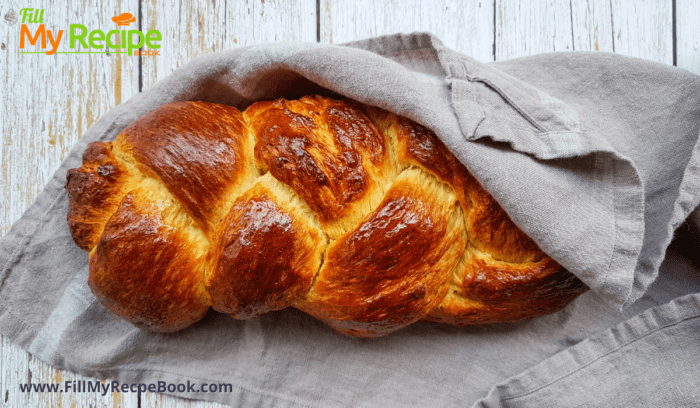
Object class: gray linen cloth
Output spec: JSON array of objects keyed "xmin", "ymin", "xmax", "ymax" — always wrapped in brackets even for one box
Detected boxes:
[{"xmin": 1, "ymin": 32, "xmax": 699, "ymax": 407}]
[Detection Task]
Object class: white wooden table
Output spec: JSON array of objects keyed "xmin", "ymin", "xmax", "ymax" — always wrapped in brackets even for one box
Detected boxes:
[{"xmin": 1, "ymin": 1, "xmax": 699, "ymax": 407}]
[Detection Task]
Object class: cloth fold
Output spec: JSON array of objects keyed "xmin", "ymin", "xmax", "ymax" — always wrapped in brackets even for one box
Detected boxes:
[
  {"xmin": 1, "ymin": 32, "xmax": 699, "ymax": 407},
  {"xmin": 475, "ymin": 292, "xmax": 700, "ymax": 407}
]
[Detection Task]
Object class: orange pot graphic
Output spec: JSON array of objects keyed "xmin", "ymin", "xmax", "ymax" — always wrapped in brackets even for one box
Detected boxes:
[{"xmin": 112, "ymin": 13, "xmax": 136, "ymax": 26}]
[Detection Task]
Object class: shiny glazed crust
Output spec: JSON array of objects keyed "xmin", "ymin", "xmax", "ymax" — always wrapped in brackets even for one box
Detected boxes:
[{"xmin": 65, "ymin": 96, "xmax": 588, "ymax": 336}]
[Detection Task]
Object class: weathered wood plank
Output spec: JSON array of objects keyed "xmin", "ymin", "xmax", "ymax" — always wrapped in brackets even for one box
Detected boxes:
[
  {"xmin": 677, "ymin": 0, "xmax": 700, "ymax": 74},
  {"xmin": 319, "ymin": 0, "xmax": 495, "ymax": 62},
  {"xmin": 495, "ymin": 0, "xmax": 575, "ymax": 59},
  {"xmin": 609, "ymin": 0, "xmax": 673, "ymax": 64},
  {"xmin": 1, "ymin": 0, "xmax": 139, "ymax": 236},
  {"xmin": 1, "ymin": 337, "xmax": 29, "ymax": 408},
  {"xmin": 570, "ymin": 0, "xmax": 614, "ymax": 52},
  {"xmin": 496, "ymin": 0, "xmax": 672, "ymax": 62},
  {"xmin": 1, "ymin": 1, "xmax": 140, "ymax": 407},
  {"xmin": 25, "ymin": 352, "xmax": 139, "ymax": 408},
  {"xmin": 140, "ymin": 0, "xmax": 317, "ymax": 91}
]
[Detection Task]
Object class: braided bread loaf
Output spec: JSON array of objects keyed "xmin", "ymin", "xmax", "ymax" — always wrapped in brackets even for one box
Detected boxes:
[{"xmin": 65, "ymin": 95, "xmax": 587, "ymax": 337}]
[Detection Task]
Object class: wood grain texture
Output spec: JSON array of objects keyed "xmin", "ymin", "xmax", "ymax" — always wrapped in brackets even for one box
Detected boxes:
[
  {"xmin": 569, "ymin": 0, "xmax": 614, "ymax": 52},
  {"xmin": 320, "ymin": 0, "xmax": 495, "ymax": 62},
  {"xmin": 677, "ymin": 0, "xmax": 700, "ymax": 74},
  {"xmin": 140, "ymin": 0, "xmax": 317, "ymax": 90},
  {"xmin": 24, "ymin": 351, "xmax": 139, "ymax": 408},
  {"xmin": 496, "ymin": 0, "xmax": 672, "ymax": 61},
  {"xmin": 495, "ymin": 0, "xmax": 576, "ymax": 59},
  {"xmin": 609, "ymin": 0, "xmax": 673, "ymax": 64},
  {"xmin": 1, "ymin": 0, "xmax": 139, "ymax": 236},
  {"xmin": 2, "ymin": 0, "xmax": 697, "ymax": 407}
]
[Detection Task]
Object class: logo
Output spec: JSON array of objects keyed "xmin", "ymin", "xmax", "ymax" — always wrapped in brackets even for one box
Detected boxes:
[
  {"xmin": 19, "ymin": 8, "xmax": 161, "ymax": 56},
  {"xmin": 112, "ymin": 13, "xmax": 136, "ymax": 26}
]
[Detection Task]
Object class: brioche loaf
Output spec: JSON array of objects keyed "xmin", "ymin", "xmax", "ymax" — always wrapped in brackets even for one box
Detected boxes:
[{"xmin": 65, "ymin": 95, "xmax": 587, "ymax": 337}]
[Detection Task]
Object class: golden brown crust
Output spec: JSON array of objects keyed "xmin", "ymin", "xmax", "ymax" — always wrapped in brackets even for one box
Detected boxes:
[
  {"xmin": 464, "ymin": 182, "xmax": 545, "ymax": 264},
  {"xmin": 394, "ymin": 116, "xmax": 473, "ymax": 212},
  {"xmin": 362, "ymin": 107, "xmax": 583, "ymax": 327},
  {"xmin": 65, "ymin": 141, "xmax": 133, "ymax": 250},
  {"xmin": 66, "ymin": 95, "xmax": 587, "ymax": 336},
  {"xmin": 120, "ymin": 101, "xmax": 256, "ymax": 234},
  {"xmin": 244, "ymin": 96, "xmax": 396, "ymax": 238},
  {"xmin": 296, "ymin": 168, "xmax": 466, "ymax": 337},
  {"xmin": 426, "ymin": 249, "xmax": 587, "ymax": 325},
  {"xmin": 88, "ymin": 184, "xmax": 210, "ymax": 332},
  {"xmin": 206, "ymin": 175, "xmax": 326, "ymax": 319},
  {"xmin": 392, "ymin": 113, "xmax": 542, "ymax": 263}
]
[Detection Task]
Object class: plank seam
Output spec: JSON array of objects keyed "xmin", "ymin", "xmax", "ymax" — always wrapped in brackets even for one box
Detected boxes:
[
  {"xmin": 609, "ymin": 0, "xmax": 615, "ymax": 53},
  {"xmin": 672, "ymin": 0, "xmax": 677, "ymax": 66},
  {"xmin": 138, "ymin": 0, "xmax": 143, "ymax": 93},
  {"xmin": 569, "ymin": 0, "xmax": 575, "ymax": 51},
  {"xmin": 493, "ymin": 0, "xmax": 497, "ymax": 60}
]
